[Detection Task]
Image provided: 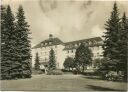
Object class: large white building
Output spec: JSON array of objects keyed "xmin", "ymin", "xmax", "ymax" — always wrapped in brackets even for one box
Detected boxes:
[{"xmin": 32, "ymin": 34, "xmax": 103, "ymax": 69}]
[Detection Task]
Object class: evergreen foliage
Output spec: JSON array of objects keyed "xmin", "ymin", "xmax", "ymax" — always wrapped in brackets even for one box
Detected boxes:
[
  {"xmin": 1, "ymin": 5, "xmax": 17, "ymax": 79},
  {"xmin": 103, "ymin": 2, "xmax": 121, "ymax": 72},
  {"xmin": 1, "ymin": 5, "xmax": 32, "ymax": 79},
  {"xmin": 120, "ymin": 13, "xmax": 128, "ymax": 81},
  {"xmin": 1, "ymin": 5, "xmax": 7, "ymax": 79},
  {"xmin": 102, "ymin": 2, "xmax": 128, "ymax": 81},
  {"xmin": 34, "ymin": 53, "xmax": 40, "ymax": 70},
  {"xmin": 48, "ymin": 49, "xmax": 56, "ymax": 70},
  {"xmin": 74, "ymin": 43, "xmax": 92, "ymax": 73},
  {"xmin": 63, "ymin": 57, "xmax": 74, "ymax": 71},
  {"xmin": 15, "ymin": 5, "xmax": 32, "ymax": 78}
]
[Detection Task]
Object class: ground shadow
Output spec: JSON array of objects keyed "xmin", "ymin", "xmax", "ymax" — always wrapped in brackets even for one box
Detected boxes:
[
  {"xmin": 81, "ymin": 75, "xmax": 103, "ymax": 80},
  {"xmin": 86, "ymin": 85, "xmax": 124, "ymax": 91}
]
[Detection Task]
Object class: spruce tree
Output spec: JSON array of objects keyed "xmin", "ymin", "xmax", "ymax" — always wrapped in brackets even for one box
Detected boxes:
[
  {"xmin": 48, "ymin": 49, "xmax": 56, "ymax": 70},
  {"xmin": 103, "ymin": 2, "xmax": 121, "ymax": 72},
  {"xmin": 15, "ymin": 5, "xmax": 32, "ymax": 78},
  {"xmin": 120, "ymin": 13, "xmax": 128, "ymax": 81},
  {"xmin": 74, "ymin": 43, "xmax": 92, "ymax": 73},
  {"xmin": 1, "ymin": 5, "xmax": 17, "ymax": 79},
  {"xmin": 34, "ymin": 53, "xmax": 40, "ymax": 70},
  {"xmin": 1, "ymin": 5, "xmax": 7, "ymax": 79}
]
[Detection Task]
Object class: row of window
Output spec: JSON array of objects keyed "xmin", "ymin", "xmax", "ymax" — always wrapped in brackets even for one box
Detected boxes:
[
  {"xmin": 40, "ymin": 56, "xmax": 57, "ymax": 61},
  {"xmin": 65, "ymin": 41, "xmax": 101, "ymax": 48},
  {"xmin": 66, "ymin": 46, "xmax": 102, "ymax": 54},
  {"xmin": 41, "ymin": 45, "xmax": 57, "ymax": 49},
  {"xmin": 39, "ymin": 50, "xmax": 57, "ymax": 56},
  {"xmin": 66, "ymin": 52, "xmax": 101, "ymax": 58},
  {"xmin": 67, "ymin": 49, "xmax": 75, "ymax": 54}
]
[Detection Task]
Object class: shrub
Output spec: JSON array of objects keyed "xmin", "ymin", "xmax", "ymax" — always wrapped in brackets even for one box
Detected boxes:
[
  {"xmin": 47, "ymin": 69, "xmax": 63, "ymax": 75},
  {"xmin": 63, "ymin": 57, "xmax": 74, "ymax": 71},
  {"xmin": 32, "ymin": 69, "xmax": 43, "ymax": 75}
]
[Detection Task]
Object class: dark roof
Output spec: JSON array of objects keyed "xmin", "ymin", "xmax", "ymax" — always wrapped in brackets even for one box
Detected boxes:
[
  {"xmin": 63, "ymin": 37, "xmax": 103, "ymax": 50},
  {"xmin": 64, "ymin": 37, "xmax": 102, "ymax": 45},
  {"xmin": 33, "ymin": 37, "xmax": 64, "ymax": 49},
  {"xmin": 33, "ymin": 37, "xmax": 103, "ymax": 49}
]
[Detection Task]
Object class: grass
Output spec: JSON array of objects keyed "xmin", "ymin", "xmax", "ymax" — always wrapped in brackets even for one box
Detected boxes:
[{"xmin": 0, "ymin": 74, "xmax": 127, "ymax": 91}]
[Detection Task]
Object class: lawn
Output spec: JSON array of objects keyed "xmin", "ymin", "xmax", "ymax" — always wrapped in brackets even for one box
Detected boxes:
[{"xmin": 0, "ymin": 74, "xmax": 127, "ymax": 91}]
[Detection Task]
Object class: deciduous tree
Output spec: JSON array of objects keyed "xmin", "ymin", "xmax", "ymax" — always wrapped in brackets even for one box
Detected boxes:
[{"xmin": 74, "ymin": 43, "xmax": 92, "ymax": 73}]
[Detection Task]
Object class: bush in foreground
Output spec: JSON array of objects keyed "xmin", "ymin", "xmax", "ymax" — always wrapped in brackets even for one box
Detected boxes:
[{"xmin": 47, "ymin": 69, "xmax": 63, "ymax": 75}]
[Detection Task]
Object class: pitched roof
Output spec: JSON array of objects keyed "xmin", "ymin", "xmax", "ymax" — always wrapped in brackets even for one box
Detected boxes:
[
  {"xmin": 33, "ymin": 37, "xmax": 64, "ymax": 49},
  {"xmin": 63, "ymin": 37, "xmax": 103, "ymax": 50},
  {"xmin": 64, "ymin": 37, "xmax": 102, "ymax": 45},
  {"xmin": 33, "ymin": 36, "xmax": 103, "ymax": 49}
]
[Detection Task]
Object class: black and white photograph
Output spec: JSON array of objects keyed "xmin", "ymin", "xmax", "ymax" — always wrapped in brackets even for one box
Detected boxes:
[{"xmin": 0, "ymin": 0, "xmax": 128, "ymax": 91}]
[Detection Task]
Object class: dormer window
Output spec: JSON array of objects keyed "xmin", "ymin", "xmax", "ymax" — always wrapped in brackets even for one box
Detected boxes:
[{"xmin": 89, "ymin": 41, "xmax": 91, "ymax": 45}]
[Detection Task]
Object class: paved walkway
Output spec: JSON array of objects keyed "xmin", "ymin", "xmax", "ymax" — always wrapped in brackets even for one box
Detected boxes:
[{"xmin": 0, "ymin": 74, "xmax": 127, "ymax": 91}]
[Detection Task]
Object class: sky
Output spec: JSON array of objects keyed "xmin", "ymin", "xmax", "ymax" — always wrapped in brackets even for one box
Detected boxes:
[{"xmin": 2, "ymin": 0, "xmax": 128, "ymax": 47}]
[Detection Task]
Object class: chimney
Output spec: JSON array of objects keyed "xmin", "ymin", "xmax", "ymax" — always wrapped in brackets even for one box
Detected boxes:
[{"xmin": 49, "ymin": 34, "xmax": 53, "ymax": 39}]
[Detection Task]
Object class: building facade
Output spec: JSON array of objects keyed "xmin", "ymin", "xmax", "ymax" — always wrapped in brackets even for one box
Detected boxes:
[{"xmin": 32, "ymin": 34, "xmax": 103, "ymax": 69}]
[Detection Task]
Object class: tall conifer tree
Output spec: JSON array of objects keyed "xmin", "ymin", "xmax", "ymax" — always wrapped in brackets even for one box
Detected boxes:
[
  {"xmin": 34, "ymin": 53, "xmax": 40, "ymax": 70},
  {"xmin": 103, "ymin": 2, "xmax": 121, "ymax": 72},
  {"xmin": 15, "ymin": 5, "xmax": 32, "ymax": 78},
  {"xmin": 120, "ymin": 13, "xmax": 128, "ymax": 81},
  {"xmin": 1, "ymin": 5, "xmax": 7, "ymax": 79},
  {"xmin": 1, "ymin": 5, "xmax": 17, "ymax": 79},
  {"xmin": 48, "ymin": 49, "xmax": 56, "ymax": 70}
]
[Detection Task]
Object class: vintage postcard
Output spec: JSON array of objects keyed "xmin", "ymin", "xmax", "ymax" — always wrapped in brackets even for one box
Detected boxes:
[{"xmin": 0, "ymin": 0, "xmax": 128, "ymax": 91}]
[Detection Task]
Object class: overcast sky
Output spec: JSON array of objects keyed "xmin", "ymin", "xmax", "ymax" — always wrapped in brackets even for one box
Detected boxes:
[{"xmin": 2, "ymin": 0, "xmax": 128, "ymax": 47}]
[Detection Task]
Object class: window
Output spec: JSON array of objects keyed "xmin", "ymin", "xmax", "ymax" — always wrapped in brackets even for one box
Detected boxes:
[
  {"xmin": 71, "ymin": 50, "xmax": 73, "ymax": 53},
  {"xmin": 89, "ymin": 41, "xmax": 92, "ymax": 45},
  {"xmin": 67, "ymin": 50, "xmax": 69, "ymax": 53},
  {"xmin": 45, "ymin": 58, "xmax": 47, "ymax": 61},
  {"xmin": 97, "ymin": 53, "xmax": 99, "ymax": 57}
]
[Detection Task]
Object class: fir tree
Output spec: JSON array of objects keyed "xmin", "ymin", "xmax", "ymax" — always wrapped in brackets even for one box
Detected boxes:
[
  {"xmin": 74, "ymin": 43, "xmax": 92, "ymax": 73},
  {"xmin": 1, "ymin": 5, "xmax": 16, "ymax": 79},
  {"xmin": 34, "ymin": 53, "xmax": 40, "ymax": 70},
  {"xmin": 1, "ymin": 5, "xmax": 7, "ymax": 79},
  {"xmin": 120, "ymin": 13, "xmax": 128, "ymax": 81},
  {"xmin": 103, "ymin": 2, "xmax": 121, "ymax": 72},
  {"xmin": 15, "ymin": 5, "xmax": 32, "ymax": 78},
  {"xmin": 48, "ymin": 49, "xmax": 56, "ymax": 70}
]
